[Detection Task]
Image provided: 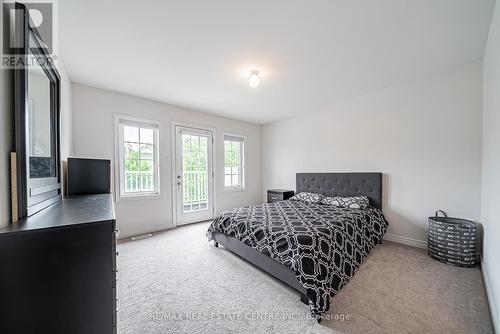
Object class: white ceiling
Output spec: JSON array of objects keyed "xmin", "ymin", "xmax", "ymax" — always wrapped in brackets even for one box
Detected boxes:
[{"xmin": 58, "ymin": 0, "xmax": 495, "ymax": 124}]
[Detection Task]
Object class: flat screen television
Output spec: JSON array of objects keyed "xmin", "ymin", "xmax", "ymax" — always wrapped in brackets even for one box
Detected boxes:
[{"xmin": 67, "ymin": 158, "xmax": 111, "ymax": 196}]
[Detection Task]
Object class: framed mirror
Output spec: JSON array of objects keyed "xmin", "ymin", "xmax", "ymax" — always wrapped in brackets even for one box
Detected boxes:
[{"xmin": 12, "ymin": 3, "xmax": 61, "ymax": 221}]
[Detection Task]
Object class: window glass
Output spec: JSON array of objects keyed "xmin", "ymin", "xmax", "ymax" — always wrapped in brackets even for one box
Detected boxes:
[
  {"xmin": 224, "ymin": 135, "xmax": 244, "ymax": 189},
  {"xmin": 118, "ymin": 120, "xmax": 160, "ymax": 197}
]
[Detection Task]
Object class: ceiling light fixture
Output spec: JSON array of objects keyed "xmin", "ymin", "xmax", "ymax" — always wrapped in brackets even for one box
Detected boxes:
[{"xmin": 248, "ymin": 70, "xmax": 260, "ymax": 88}]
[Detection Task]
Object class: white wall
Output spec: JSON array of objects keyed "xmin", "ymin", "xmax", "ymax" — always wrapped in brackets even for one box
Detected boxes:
[
  {"xmin": 0, "ymin": 0, "xmax": 12, "ymax": 228},
  {"xmin": 58, "ymin": 65, "xmax": 74, "ymax": 198},
  {"xmin": 54, "ymin": 0, "xmax": 74, "ymax": 164},
  {"xmin": 60, "ymin": 66, "xmax": 73, "ymax": 162},
  {"xmin": 0, "ymin": 69, "xmax": 12, "ymax": 228},
  {"xmin": 482, "ymin": 1, "xmax": 500, "ymax": 331},
  {"xmin": 71, "ymin": 84, "xmax": 262, "ymax": 238},
  {"xmin": 263, "ymin": 61, "xmax": 483, "ymax": 245}
]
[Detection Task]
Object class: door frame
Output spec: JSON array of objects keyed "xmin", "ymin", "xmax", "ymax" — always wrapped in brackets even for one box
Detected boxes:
[{"xmin": 171, "ymin": 121, "xmax": 216, "ymax": 227}]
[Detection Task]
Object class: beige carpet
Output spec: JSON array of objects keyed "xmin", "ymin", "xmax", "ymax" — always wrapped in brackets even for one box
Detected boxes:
[
  {"xmin": 324, "ymin": 238, "xmax": 493, "ymax": 333},
  {"xmin": 117, "ymin": 222, "xmax": 493, "ymax": 334}
]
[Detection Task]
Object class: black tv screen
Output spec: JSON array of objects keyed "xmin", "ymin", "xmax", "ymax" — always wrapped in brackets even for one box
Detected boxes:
[{"xmin": 67, "ymin": 158, "xmax": 111, "ymax": 196}]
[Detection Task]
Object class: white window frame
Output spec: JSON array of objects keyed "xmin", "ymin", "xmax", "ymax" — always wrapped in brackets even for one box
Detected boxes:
[
  {"xmin": 223, "ymin": 133, "xmax": 246, "ymax": 191},
  {"xmin": 114, "ymin": 115, "xmax": 161, "ymax": 200}
]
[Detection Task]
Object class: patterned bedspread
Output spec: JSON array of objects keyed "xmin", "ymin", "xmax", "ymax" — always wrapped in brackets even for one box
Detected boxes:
[{"xmin": 207, "ymin": 199, "xmax": 388, "ymax": 318}]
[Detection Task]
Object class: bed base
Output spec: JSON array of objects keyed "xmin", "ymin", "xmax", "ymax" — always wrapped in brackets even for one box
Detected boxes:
[{"xmin": 212, "ymin": 232, "xmax": 309, "ymax": 305}]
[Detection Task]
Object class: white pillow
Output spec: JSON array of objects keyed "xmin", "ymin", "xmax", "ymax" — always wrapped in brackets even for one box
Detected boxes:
[
  {"xmin": 322, "ymin": 196, "xmax": 369, "ymax": 209},
  {"xmin": 289, "ymin": 192, "xmax": 324, "ymax": 203}
]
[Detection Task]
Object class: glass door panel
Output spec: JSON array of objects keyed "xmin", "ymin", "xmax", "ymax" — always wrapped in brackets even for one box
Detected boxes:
[
  {"xmin": 175, "ymin": 126, "xmax": 214, "ymax": 225},
  {"xmin": 182, "ymin": 133, "xmax": 208, "ymax": 213}
]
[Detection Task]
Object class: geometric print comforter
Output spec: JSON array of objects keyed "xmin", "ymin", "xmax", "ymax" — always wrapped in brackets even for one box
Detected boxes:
[{"xmin": 207, "ymin": 199, "xmax": 388, "ymax": 318}]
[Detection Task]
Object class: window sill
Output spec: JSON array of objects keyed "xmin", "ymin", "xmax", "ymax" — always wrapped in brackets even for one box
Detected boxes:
[
  {"xmin": 223, "ymin": 187, "xmax": 247, "ymax": 193},
  {"xmin": 117, "ymin": 192, "xmax": 161, "ymax": 202}
]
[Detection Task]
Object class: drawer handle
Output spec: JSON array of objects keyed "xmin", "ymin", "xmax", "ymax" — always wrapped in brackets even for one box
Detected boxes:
[
  {"xmin": 116, "ymin": 298, "xmax": 120, "ymax": 311},
  {"xmin": 271, "ymin": 197, "xmax": 278, "ymax": 200}
]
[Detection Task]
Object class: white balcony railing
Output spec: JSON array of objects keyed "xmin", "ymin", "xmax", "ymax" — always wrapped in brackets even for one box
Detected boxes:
[
  {"xmin": 125, "ymin": 170, "xmax": 208, "ymax": 213},
  {"xmin": 125, "ymin": 171, "xmax": 154, "ymax": 193},
  {"xmin": 182, "ymin": 170, "xmax": 208, "ymax": 212}
]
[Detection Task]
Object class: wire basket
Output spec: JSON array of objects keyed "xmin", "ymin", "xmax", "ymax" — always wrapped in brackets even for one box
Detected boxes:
[{"xmin": 428, "ymin": 210, "xmax": 479, "ymax": 267}]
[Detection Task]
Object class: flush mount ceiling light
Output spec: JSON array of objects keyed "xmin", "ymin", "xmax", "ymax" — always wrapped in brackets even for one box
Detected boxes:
[{"xmin": 248, "ymin": 70, "xmax": 260, "ymax": 88}]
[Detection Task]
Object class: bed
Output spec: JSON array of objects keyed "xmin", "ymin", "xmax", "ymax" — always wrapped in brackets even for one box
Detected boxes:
[{"xmin": 207, "ymin": 173, "xmax": 388, "ymax": 320}]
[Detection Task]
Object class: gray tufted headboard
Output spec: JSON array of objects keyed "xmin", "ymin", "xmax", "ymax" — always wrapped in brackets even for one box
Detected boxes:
[{"xmin": 296, "ymin": 173, "xmax": 383, "ymax": 210}]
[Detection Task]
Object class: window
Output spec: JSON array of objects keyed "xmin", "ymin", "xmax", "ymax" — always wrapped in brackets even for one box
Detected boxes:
[
  {"xmin": 224, "ymin": 134, "xmax": 245, "ymax": 190},
  {"xmin": 116, "ymin": 117, "xmax": 160, "ymax": 198}
]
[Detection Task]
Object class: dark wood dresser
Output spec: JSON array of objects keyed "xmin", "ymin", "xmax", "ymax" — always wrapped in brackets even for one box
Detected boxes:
[{"xmin": 0, "ymin": 194, "xmax": 118, "ymax": 334}]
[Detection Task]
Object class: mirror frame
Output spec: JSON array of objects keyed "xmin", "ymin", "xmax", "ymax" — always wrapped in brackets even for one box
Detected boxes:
[{"xmin": 13, "ymin": 3, "xmax": 61, "ymax": 220}]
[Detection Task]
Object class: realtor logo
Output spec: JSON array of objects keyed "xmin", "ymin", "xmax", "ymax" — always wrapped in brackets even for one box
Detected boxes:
[{"xmin": 2, "ymin": 1, "xmax": 54, "ymax": 68}]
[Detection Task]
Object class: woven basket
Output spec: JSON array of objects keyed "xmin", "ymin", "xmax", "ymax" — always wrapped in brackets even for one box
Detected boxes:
[{"xmin": 428, "ymin": 210, "xmax": 479, "ymax": 268}]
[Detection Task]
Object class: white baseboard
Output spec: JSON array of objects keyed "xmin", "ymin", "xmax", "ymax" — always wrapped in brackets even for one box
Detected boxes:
[
  {"xmin": 118, "ymin": 225, "xmax": 175, "ymax": 240},
  {"xmin": 383, "ymin": 233, "xmax": 427, "ymax": 249},
  {"xmin": 481, "ymin": 258, "xmax": 499, "ymax": 334}
]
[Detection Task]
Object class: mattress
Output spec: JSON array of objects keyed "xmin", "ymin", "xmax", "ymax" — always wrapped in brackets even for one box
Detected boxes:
[{"xmin": 207, "ymin": 199, "xmax": 388, "ymax": 317}]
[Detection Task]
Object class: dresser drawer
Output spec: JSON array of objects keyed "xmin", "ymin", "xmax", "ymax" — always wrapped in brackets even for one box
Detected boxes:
[
  {"xmin": 267, "ymin": 193, "xmax": 283, "ymax": 203},
  {"xmin": 267, "ymin": 190, "xmax": 294, "ymax": 203}
]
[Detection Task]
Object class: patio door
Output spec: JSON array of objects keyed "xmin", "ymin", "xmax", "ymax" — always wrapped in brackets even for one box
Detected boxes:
[{"xmin": 174, "ymin": 126, "xmax": 214, "ymax": 225}]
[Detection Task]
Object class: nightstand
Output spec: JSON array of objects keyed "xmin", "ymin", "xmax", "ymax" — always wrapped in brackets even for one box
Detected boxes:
[{"xmin": 267, "ymin": 189, "xmax": 295, "ymax": 203}]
